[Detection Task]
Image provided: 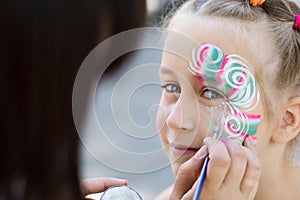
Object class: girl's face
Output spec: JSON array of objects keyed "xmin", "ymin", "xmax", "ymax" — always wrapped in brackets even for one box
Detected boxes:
[{"xmin": 156, "ymin": 15, "xmax": 271, "ymax": 174}]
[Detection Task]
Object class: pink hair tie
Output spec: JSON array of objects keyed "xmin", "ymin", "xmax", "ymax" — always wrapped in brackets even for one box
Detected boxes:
[{"xmin": 293, "ymin": 14, "xmax": 300, "ymax": 32}]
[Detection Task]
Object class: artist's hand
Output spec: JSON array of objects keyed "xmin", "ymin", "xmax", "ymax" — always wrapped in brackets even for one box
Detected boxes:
[
  {"xmin": 170, "ymin": 136, "xmax": 262, "ymax": 200},
  {"xmin": 81, "ymin": 177, "xmax": 128, "ymax": 196}
]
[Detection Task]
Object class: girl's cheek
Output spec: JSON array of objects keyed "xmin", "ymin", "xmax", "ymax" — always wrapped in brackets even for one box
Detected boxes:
[
  {"xmin": 156, "ymin": 103, "xmax": 171, "ymax": 152},
  {"xmin": 156, "ymin": 99, "xmax": 169, "ymax": 133}
]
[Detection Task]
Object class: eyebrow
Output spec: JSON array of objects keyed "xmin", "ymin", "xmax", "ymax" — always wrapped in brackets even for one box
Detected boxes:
[{"xmin": 159, "ymin": 66, "xmax": 175, "ymax": 75}]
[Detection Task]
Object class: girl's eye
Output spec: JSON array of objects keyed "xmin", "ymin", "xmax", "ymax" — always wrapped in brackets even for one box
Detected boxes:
[
  {"xmin": 161, "ymin": 84, "xmax": 181, "ymax": 94},
  {"xmin": 199, "ymin": 88, "xmax": 226, "ymax": 107},
  {"xmin": 201, "ymin": 89, "xmax": 223, "ymax": 100}
]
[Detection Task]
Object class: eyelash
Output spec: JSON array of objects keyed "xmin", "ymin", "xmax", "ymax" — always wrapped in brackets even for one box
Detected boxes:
[
  {"xmin": 200, "ymin": 88, "xmax": 226, "ymax": 100},
  {"xmin": 161, "ymin": 84, "xmax": 226, "ymax": 102},
  {"xmin": 161, "ymin": 83, "xmax": 181, "ymax": 94}
]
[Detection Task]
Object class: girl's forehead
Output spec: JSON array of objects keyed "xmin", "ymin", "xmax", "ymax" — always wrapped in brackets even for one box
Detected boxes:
[
  {"xmin": 160, "ymin": 51, "xmax": 197, "ymax": 83},
  {"xmin": 167, "ymin": 14, "xmax": 274, "ymax": 64},
  {"xmin": 161, "ymin": 42, "xmax": 254, "ymax": 87},
  {"xmin": 165, "ymin": 15, "xmax": 277, "ymax": 81}
]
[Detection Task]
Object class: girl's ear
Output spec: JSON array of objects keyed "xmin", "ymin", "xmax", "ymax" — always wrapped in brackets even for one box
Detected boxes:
[{"xmin": 272, "ymin": 97, "xmax": 300, "ymax": 143}]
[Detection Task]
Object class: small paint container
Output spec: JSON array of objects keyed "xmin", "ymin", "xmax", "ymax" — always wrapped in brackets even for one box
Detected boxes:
[{"xmin": 100, "ymin": 186, "xmax": 143, "ymax": 200}]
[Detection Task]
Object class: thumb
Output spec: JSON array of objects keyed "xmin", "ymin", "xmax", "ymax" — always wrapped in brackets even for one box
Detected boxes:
[{"xmin": 81, "ymin": 177, "xmax": 128, "ymax": 196}]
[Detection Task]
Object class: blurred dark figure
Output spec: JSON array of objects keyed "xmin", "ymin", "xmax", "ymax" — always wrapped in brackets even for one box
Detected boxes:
[{"xmin": 0, "ymin": 0, "xmax": 145, "ymax": 199}]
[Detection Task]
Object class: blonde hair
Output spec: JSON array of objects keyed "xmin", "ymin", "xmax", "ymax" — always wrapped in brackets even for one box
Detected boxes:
[{"xmin": 166, "ymin": 0, "xmax": 300, "ymax": 163}]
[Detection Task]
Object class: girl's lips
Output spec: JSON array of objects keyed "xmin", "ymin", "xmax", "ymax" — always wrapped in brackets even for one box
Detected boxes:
[{"xmin": 170, "ymin": 144, "xmax": 199, "ymax": 157}]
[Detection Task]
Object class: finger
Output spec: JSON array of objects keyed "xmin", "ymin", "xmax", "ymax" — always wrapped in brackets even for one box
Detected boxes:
[
  {"xmin": 243, "ymin": 136, "xmax": 259, "ymax": 156},
  {"xmin": 222, "ymin": 138, "xmax": 248, "ymax": 188},
  {"xmin": 171, "ymin": 145, "xmax": 208, "ymax": 200},
  {"xmin": 204, "ymin": 137, "xmax": 231, "ymax": 190},
  {"xmin": 240, "ymin": 137, "xmax": 262, "ymax": 195},
  {"xmin": 81, "ymin": 177, "xmax": 128, "ymax": 196}
]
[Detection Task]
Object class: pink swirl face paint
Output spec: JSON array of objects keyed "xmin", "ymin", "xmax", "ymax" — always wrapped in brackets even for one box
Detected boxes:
[{"xmin": 189, "ymin": 43, "xmax": 261, "ymax": 144}]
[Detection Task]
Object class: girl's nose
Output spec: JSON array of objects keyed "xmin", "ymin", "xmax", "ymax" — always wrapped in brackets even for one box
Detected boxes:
[{"xmin": 166, "ymin": 100, "xmax": 195, "ymax": 132}]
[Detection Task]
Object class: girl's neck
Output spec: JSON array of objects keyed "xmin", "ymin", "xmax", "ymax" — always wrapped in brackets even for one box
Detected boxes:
[
  {"xmin": 257, "ymin": 164, "xmax": 300, "ymax": 199},
  {"xmin": 256, "ymin": 146, "xmax": 300, "ymax": 200}
]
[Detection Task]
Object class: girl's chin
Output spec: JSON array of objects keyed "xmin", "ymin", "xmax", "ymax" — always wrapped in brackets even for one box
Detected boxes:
[
  {"xmin": 169, "ymin": 154, "xmax": 195, "ymax": 172},
  {"xmin": 171, "ymin": 161, "xmax": 187, "ymax": 176}
]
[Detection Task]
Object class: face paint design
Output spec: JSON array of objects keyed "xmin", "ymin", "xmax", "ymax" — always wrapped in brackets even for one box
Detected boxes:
[{"xmin": 189, "ymin": 43, "xmax": 261, "ymax": 144}]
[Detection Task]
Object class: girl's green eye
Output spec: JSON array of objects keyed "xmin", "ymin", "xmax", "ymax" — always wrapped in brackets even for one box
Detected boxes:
[
  {"xmin": 162, "ymin": 84, "xmax": 181, "ymax": 93},
  {"xmin": 199, "ymin": 88, "xmax": 226, "ymax": 108},
  {"xmin": 202, "ymin": 89, "xmax": 223, "ymax": 99}
]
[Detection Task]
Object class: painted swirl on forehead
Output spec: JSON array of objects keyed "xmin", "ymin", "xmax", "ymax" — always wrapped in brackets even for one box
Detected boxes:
[{"xmin": 189, "ymin": 43, "xmax": 261, "ymax": 144}]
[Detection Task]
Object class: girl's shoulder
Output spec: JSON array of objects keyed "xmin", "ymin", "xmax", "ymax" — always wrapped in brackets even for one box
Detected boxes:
[{"xmin": 154, "ymin": 185, "xmax": 173, "ymax": 200}]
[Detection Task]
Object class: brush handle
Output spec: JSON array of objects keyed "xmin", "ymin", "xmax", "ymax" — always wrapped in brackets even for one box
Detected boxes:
[{"xmin": 193, "ymin": 154, "xmax": 209, "ymax": 200}]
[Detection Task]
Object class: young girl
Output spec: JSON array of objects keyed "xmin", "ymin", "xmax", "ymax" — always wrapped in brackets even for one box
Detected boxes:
[{"xmin": 156, "ymin": 0, "xmax": 300, "ymax": 199}]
